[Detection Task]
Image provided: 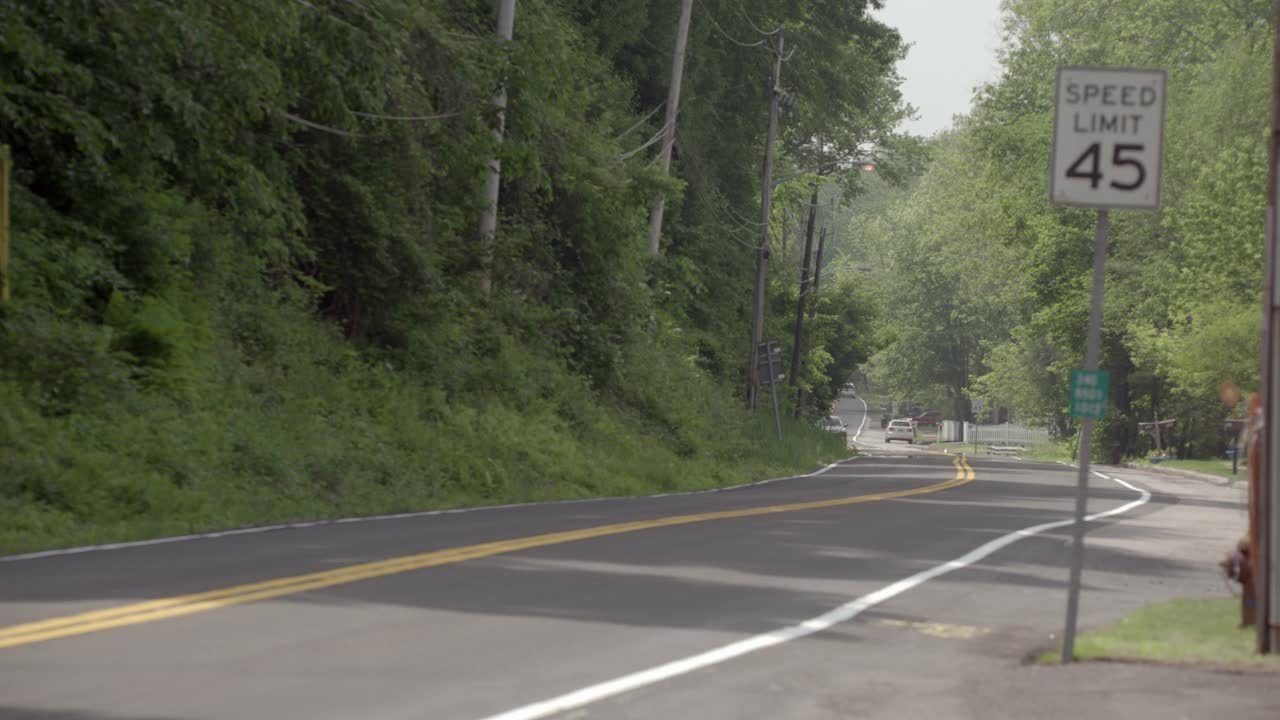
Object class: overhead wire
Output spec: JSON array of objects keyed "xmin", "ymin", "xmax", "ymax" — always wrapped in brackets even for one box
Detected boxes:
[
  {"xmin": 352, "ymin": 110, "xmax": 465, "ymax": 121},
  {"xmin": 618, "ymin": 118, "xmax": 674, "ymax": 160},
  {"xmin": 736, "ymin": 1, "xmax": 783, "ymax": 36},
  {"xmin": 696, "ymin": 0, "xmax": 767, "ymax": 48},
  {"xmin": 706, "ymin": 191, "xmax": 760, "ymax": 233},
  {"xmin": 725, "ymin": 200, "xmax": 767, "ymax": 228},
  {"xmin": 278, "ymin": 110, "xmax": 364, "ymax": 137},
  {"xmin": 701, "ymin": 188, "xmax": 779, "ymax": 252},
  {"xmin": 614, "ymin": 104, "xmax": 665, "ymax": 141}
]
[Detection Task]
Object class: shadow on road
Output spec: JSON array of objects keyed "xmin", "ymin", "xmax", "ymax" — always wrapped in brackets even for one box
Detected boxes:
[
  {"xmin": 0, "ymin": 708, "xmax": 188, "ymax": 720},
  {"xmin": 0, "ymin": 457, "xmax": 1215, "ymax": 640}
]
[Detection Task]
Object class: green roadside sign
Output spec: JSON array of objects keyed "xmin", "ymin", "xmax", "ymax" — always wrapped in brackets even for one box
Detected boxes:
[{"xmin": 1070, "ymin": 369, "xmax": 1110, "ymax": 419}]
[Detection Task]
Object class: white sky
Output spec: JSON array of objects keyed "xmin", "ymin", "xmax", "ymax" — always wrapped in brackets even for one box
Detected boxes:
[{"xmin": 872, "ymin": 0, "xmax": 1006, "ymax": 137}]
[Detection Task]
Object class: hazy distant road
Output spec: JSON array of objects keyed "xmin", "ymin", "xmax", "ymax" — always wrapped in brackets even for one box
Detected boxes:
[{"xmin": 2, "ymin": 423, "xmax": 1273, "ymax": 719}]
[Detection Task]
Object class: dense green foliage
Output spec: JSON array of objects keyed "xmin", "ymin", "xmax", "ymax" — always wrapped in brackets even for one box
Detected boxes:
[
  {"xmin": 1054, "ymin": 596, "xmax": 1280, "ymax": 668},
  {"xmin": 0, "ymin": 0, "xmax": 905, "ymax": 552},
  {"xmin": 839, "ymin": 0, "xmax": 1271, "ymax": 461}
]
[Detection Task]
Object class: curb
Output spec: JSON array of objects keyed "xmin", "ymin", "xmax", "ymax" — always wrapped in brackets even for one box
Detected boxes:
[{"xmin": 1119, "ymin": 462, "xmax": 1240, "ymax": 488}]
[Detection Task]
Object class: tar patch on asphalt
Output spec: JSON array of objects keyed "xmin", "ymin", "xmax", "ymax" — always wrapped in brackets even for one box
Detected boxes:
[{"xmin": 877, "ymin": 618, "xmax": 992, "ymax": 640}]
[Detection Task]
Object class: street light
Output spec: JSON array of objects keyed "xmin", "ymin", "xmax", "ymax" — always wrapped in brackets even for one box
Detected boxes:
[{"xmin": 770, "ymin": 157, "xmax": 876, "ymax": 188}]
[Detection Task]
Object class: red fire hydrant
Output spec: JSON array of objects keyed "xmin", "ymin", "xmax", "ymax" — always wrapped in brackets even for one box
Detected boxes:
[{"xmin": 1221, "ymin": 536, "xmax": 1255, "ymax": 627}]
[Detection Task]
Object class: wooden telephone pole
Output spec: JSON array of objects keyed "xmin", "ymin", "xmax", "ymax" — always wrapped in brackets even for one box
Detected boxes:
[
  {"xmin": 788, "ymin": 182, "xmax": 820, "ymax": 409},
  {"xmin": 646, "ymin": 0, "xmax": 694, "ymax": 256},
  {"xmin": 747, "ymin": 30, "xmax": 783, "ymax": 409},
  {"xmin": 478, "ymin": 0, "xmax": 517, "ymax": 294},
  {"xmin": 796, "ymin": 223, "xmax": 828, "ymax": 418}
]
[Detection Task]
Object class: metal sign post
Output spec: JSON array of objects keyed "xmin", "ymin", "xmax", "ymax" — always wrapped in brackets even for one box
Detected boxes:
[
  {"xmin": 1050, "ymin": 65, "xmax": 1167, "ymax": 662},
  {"xmin": 1060, "ymin": 214, "xmax": 1111, "ymax": 665},
  {"xmin": 1225, "ymin": 419, "xmax": 1246, "ymax": 476},
  {"xmin": 1137, "ymin": 418, "xmax": 1177, "ymax": 457}
]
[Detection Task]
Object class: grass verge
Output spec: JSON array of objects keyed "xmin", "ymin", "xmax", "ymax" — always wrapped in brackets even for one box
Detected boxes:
[
  {"xmin": 1039, "ymin": 596, "xmax": 1280, "ymax": 671},
  {"xmin": 930, "ymin": 441, "xmax": 1071, "ymax": 461},
  {"xmin": 1130, "ymin": 458, "xmax": 1248, "ymax": 481},
  {"xmin": 1, "ymin": 288, "xmax": 854, "ymax": 555},
  {"xmin": 1022, "ymin": 442, "xmax": 1074, "ymax": 463},
  {"xmin": 0, "ymin": 376, "xmax": 852, "ymax": 556}
]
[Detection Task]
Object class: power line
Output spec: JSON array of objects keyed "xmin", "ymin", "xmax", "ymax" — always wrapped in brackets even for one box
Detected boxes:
[
  {"xmin": 352, "ymin": 110, "xmax": 465, "ymax": 121},
  {"xmin": 619, "ymin": 119, "xmax": 674, "ymax": 160},
  {"xmin": 276, "ymin": 109, "xmax": 364, "ymax": 138},
  {"xmin": 696, "ymin": 0, "xmax": 767, "ymax": 48},
  {"xmin": 736, "ymin": 1, "xmax": 782, "ymax": 36},
  {"xmin": 615, "ymin": 104, "xmax": 664, "ymax": 140},
  {"xmin": 702, "ymin": 190, "xmax": 762, "ymax": 235}
]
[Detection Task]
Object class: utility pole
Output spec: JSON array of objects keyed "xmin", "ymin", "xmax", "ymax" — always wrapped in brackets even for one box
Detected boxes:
[
  {"xmin": 796, "ymin": 223, "xmax": 828, "ymax": 418},
  {"xmin": 810, "ymin": 224, "xmax": 827, "ymax": 326},
  {"xmin": 747, "ymin": 30, "xmax": 783, "ymax": 409},
  {"xmin": 788, "ymin": 182, "xmax": 820, "ymax": 407},
  {"xmin": 646, "ymin": 0, "xmax": 694, "ymax": 256},
  {"xmin": 1257, "ymin": 0, "xmax": 1280, "ymax": 654},
  {"xmin": 478, "ymin": 0, "xmax": 517, "ymax": 294}
]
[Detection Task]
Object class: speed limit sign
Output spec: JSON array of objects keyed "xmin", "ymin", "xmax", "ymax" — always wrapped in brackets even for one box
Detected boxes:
[{"xmin": 1050, "ymin": 66, "xmax": 1166, "ymax": 210}]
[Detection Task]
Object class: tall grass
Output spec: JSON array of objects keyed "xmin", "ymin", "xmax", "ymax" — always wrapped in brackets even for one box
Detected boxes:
[{"xmin": 0, "ymin": 315, "xmax": 849, "ymax": 554}]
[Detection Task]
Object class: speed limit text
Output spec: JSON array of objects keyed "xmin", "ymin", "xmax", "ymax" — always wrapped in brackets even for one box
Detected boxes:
[{"xmin": 1063, "ymin": 82, "xmax": 1159, "ymax": 134}]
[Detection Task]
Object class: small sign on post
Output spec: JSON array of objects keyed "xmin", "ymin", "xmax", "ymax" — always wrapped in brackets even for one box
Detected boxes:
[
  {"xmin": 1052, "ymin": 65, "xmax": 1166, "ymax": 665},
  {"xmin": 756, "ymin": 340, "xmax": 786, "ymax": 385},
  {"xmin": 1069, "ymin": 370, "xmax": 1110, "ymax": 420},
  {"xmin": 757, "ymin": 340, "xmax": 784, "ymax": 440}
]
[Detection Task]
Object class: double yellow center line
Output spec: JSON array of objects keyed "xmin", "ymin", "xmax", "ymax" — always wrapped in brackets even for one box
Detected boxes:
[{"xmin": 0, "ymin": 455, "xmax": 974, "ymax": 650}]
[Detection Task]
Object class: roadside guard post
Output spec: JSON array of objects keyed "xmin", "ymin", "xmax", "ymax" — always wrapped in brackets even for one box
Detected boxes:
[{"xmin": 1050, "ymin": 66, "xmax": 1167, "ymax": 663}]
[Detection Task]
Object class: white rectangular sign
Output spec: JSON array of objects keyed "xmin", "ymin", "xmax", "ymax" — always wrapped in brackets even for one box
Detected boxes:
[{"xmin": 1050, "ymin": 66, "xmax": 1166, "ymax": 210}]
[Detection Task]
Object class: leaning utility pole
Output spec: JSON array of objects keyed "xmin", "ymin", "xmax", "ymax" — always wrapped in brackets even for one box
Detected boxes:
[
  {"xmin": 478, "ymin": 0, "xmax": 517, "ymax": 294},
  {"xmin": 747, "ymin": 30, "xmax": 783, "ymax": 409},
  {"xmin": 1257, "ymin": 0, "xmax": 1280, "ymax": 653},
  {"xmin": 646, "ymin": 0, "xmax": 694, "ymax": 256},
  {"xmin": 788, "ymin": 182, "xmax": 820, "ymax": 407}
]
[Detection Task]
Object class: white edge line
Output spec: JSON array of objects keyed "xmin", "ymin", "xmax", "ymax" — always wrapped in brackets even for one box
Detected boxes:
[
  {"xmin": 849, "ymin": 395, "xmax": 888, "ymax": 451},
  {"xmin": 851, "ymin": 396, "xmax": 868, "ymax": 442},
  {"xmin": 475, "ymin": 469, "xmax": 1152, "ymax": 720},
  {"xmin": 1, "ymin": 455, "xmax": 869, "ymax": 563}
]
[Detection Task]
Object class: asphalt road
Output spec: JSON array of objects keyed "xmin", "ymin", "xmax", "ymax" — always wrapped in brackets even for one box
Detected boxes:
[
  {"xmin": 1, "ymin": 398, "xmax": 1274, "ymax": 719},
  {"xmin": 835, "ymin": 394, "xmax": 933, "ymax": 453}
]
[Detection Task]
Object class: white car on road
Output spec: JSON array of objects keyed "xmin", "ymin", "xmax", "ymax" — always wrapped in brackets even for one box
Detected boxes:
[{"xmin": 884, "ymin": 418, "xmax": 916, "ymax": 444}]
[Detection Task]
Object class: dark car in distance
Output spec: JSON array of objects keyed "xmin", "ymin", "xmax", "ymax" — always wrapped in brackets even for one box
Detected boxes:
[{"xmin": 913, "ymin": 410, "xmax": 942, "ymax": 426}]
